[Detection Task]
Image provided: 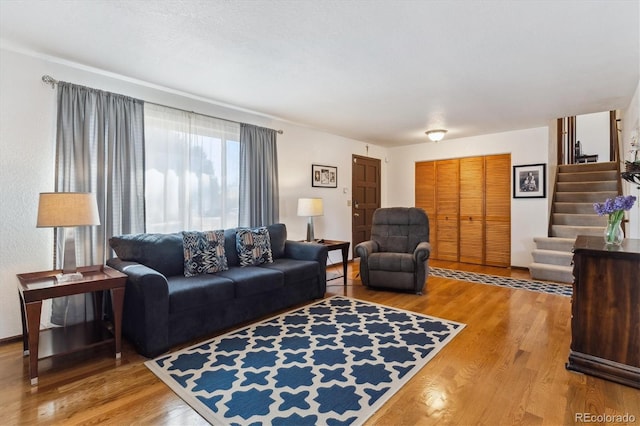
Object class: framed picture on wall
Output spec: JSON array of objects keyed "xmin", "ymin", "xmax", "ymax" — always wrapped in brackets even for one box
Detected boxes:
[
  {"xmin": 312, "ymin": 164, "xmax": 337, "ymax": 188},
  {"xmin": 513, "ymin": 163, "xmax": 546, "ymax": 198}
]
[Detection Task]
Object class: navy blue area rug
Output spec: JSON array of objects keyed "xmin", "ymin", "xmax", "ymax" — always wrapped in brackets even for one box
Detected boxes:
[{"xmin": 145, "ymin": 296, "xmax": 465, "ymax": 425}]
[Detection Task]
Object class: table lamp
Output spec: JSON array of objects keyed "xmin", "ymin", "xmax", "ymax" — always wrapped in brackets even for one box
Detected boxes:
[
  {"xmin": 37, "ymin": 192, "xmax": 101, "ymax": 282},
  {"xmin": 297, "ymin": 198, "xmax": 323, "ymax": 242}
]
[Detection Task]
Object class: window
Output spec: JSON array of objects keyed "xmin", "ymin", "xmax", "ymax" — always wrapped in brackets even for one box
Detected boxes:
[{"xmin": 144, "ymin": 104, "xmax": 240, "ymax": 233}]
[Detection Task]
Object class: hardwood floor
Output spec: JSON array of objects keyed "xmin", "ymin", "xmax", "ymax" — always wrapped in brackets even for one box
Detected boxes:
[{"xmin": 2, "ymin": 260, "xmax": 638, "ymax": 425}]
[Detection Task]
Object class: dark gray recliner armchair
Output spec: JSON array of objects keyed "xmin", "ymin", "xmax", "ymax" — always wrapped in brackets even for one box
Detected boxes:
[{"xmin": 355, "ymin": 207, "xmax": 431, "ymax": 294}]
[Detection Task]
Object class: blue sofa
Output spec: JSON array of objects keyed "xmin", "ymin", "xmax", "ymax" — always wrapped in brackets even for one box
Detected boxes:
[{"xmin": 107, "ymin": 223, "xmax": 328, "ymax": 357}]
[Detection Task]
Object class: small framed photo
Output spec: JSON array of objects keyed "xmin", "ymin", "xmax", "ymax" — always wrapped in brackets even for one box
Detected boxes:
[
  {"xmin": 312, "ymin": 164, "xmax": 337, "ymax": 188},
  {"xmin": 513, "ymin": 163, "xmax": 546, "ymax": 198}
]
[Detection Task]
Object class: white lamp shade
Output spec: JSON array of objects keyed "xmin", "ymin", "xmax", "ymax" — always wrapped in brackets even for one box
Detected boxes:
[
  {"xmin": 37, "ymin": 192, "xmax": 101, "ymax": 227},
  {"xmin": 297, "ymin": 198, "xmax": 324, "ymax": 217}
]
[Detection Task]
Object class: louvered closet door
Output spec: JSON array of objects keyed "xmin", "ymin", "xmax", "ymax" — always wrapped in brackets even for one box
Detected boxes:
[
  {"xmin": 459, "ymin": 157, "xmax": 485, "ymax": 264},
  {"xmin": 485, "ymin": 154, "xmax": 511, "ymax": 267},
  {"xmin": 415, "ymin": 161, "xmax": 437, "ymax": 258},
  {"xmin": 435, "ymin": 159, "xmax": 459, "ymax": 261}
]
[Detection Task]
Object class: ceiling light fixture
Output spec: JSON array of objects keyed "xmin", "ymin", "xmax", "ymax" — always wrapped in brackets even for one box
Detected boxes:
[{"xmin": 425, "ymin": 129, "xmax": 448, "ymax": 142}]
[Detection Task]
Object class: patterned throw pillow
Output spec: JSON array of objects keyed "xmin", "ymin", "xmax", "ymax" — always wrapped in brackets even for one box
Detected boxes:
[
  {"xmin": 236, "ymin": 227, "xmax": 274, "ymax": 267},
  {"xmin": 182, "ymin": 230, "xmax": 229, "ymax": 277}
]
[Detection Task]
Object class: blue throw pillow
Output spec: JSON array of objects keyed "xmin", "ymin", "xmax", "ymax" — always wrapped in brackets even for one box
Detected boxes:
[
  {"xmin": 183, "ymin": 230, "xmax": 229, "ymax": 277},
  {"xmin": 236, "ymin": 227, "xmax": 274, "ymax": 267}
]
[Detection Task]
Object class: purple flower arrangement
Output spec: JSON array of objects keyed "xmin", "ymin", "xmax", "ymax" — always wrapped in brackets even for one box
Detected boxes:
[{"xmin": 593, "ymin": 195, "xmax": 637, "ymax": 240}]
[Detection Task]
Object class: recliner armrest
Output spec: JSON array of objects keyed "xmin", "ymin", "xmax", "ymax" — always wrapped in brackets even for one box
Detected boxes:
[
  {"xmin": 355, "ymin": 240, "xmax": 379, "ymax": 258},
  {"xmin": 355, "ymin": 240, "xmax": 379, "ymax": 287},
  {"xmin": 413, "ymin": 241, "xmax": 432, "ymax": 263}
]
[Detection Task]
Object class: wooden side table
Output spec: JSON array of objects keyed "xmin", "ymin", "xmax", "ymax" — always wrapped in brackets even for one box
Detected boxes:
[
  {"xmin": 316, "ymin": 239, "xmax": 350, "ymax": 286},
  {"xmin": 17, "ymin": 265, "xmax": 127, "ymax": 385}
]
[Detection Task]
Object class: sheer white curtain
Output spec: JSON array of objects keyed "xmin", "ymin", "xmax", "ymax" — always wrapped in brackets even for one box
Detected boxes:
[{"xmin": 144, "ymin": 103, "xmax": 241, "ymax": 233}]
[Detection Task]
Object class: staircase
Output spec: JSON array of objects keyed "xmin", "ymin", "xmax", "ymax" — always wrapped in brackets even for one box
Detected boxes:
[{"xmin": 529, "ymin": 161, "xmax": 620, "ymax": 283}]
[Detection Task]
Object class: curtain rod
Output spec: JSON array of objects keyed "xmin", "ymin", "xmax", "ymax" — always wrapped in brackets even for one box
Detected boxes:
[{"xmin": 41, "ymin": 75, "xmax": 284, "ymax": 135}]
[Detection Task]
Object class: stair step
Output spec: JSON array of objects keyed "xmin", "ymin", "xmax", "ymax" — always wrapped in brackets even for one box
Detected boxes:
[
  {"xmin": 556, "ymin": 181, "xmax": 618, "ymax": 192},
  {"xmin": 551, "ymin": 225, "xmax": 604, "ymax": 238},
  {"xmin": 529, "ymin": 262, "xmax": 574, "ymax": 284},
  {"xmin": 555, "ymin": 191, "xmax": 618, "ymax": 203},
  {"xmin": 552, "ymin": 213, "xmax": 608, "ymax": 226},
  {"xmin": 553, "ymin": 202, "xmax": 599, "ymax": 214},
  {"xmin": 557, "ymin": 170, "xmax": 619, "ymax": 182},
  {"xmin": 558, "ymin": 162, "xmax": 618, "ymax": 173},
  {"xmin": 532, "ymin": 249, "xmax": 573, "ymax": 266},
  {"xmin": 533, "ymin": 237, "xmax": 576, "ymax": 252}
]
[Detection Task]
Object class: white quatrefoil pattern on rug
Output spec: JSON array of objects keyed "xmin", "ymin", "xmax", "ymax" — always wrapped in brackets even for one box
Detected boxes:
[{"xmin": 145, "ymin": 296, "xmax": 465, "ymax": 425}]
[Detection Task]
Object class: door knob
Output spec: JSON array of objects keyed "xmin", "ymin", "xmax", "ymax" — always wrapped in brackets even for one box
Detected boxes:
[{"xmin": 354, "ymin": 213, "xmax": 360, "ymax": 217}]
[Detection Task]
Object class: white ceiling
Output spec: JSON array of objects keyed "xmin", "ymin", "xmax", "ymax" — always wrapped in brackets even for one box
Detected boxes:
[{"xmin": 1, "ymin": 0, "xmax": 638, "ymax": 147}]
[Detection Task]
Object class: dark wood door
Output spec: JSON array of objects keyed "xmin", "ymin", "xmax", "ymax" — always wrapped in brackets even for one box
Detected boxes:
[{"xmin": 352, "ymin": 155, "xmax": 381, "ymax": 257}]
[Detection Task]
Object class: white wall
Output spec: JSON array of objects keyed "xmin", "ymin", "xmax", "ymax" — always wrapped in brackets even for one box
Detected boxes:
[
  {"xmin": 277, "ymin": 124, "xmax": 388, "ymax": 244},
  {"xmin": 0, "ymin": 48, "xmax": 385, "ymax": 339},
  {"xmin": 621, "ymin": 80, "xmax": 640, "ymax": 239},
  {"xmin": 576, "ymin": 111, "xmax": 610, "ymax": 161},
  {"xmin": 386, "ymin": 127, "xmax": 550, "ymax": 268}
]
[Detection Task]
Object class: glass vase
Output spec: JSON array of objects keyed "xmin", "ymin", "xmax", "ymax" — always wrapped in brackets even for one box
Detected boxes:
[{"xmin": 604, "ymin": 219, "xmax": 624, "ymax": 246}]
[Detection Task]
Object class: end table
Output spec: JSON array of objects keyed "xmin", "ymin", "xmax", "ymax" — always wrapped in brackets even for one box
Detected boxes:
[
  {"xmin": 314, "ymin": 239, "xmax": 350, "ymax": 286},
  {"xmin": 17, "ymin": 265, "xmax": 127, "ymax": 385}
]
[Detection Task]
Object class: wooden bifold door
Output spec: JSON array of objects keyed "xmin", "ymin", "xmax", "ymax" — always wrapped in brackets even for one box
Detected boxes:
[{"xmin": 415, "ymin": 153, "xmax": 511, "ymax": 267}]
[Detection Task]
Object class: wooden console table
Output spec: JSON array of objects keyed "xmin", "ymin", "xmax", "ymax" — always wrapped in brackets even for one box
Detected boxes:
[
  {"xmin": 566, "ymin": 236, "xmax": 640, "ymax": 388},
  {"xmin": 17, "ymin": 265, "xmax": 126, "ymax": 385}
]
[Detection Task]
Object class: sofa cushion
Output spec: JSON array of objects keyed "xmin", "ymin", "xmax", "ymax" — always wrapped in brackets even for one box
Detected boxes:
[
  {"xmin": 217, "ymin": 266, "xmax": 284, "ymax": 298},
  {"xmin": 266, "ymin": 223, "xmax": 286, "ymax": 259},
  {"xmin": 224, "ymin": 228, "xmax": 239, "ymax": 267},
  {"xmin": 109, "ymin": 233, "xmax": 184, "ymax": 277},
  {"xmin": 261, "ymin": 258, "xmax": 319, "ymax": 286},
  {"xmin": 368, "ymin": 252, "xmax": 414, "ymax": 273},
  {"xmin": 236, "ymin": 227, "xmax": 274, "ymax": 266},
  {"xmin": 167, "ymin": 274, "xmax": 235, "ymax": 313},
  {"xmin": 182, "ymin": 230, "xmax": 228, "ymax": 277}
]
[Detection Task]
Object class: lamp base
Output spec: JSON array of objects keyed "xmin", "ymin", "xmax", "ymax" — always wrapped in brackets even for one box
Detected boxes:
[
  {"xmin": 306, "ymin": 218, "xmax": 315, "ymax": 242},
  {"xmin": 55, "ymin": 272, "xmax": 84, "ymax": 283}
]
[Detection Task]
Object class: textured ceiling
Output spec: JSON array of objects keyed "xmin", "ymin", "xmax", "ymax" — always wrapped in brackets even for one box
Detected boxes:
[{"xmin": 1, "ymin": 0, "xmax": 638, "ymax": 146}]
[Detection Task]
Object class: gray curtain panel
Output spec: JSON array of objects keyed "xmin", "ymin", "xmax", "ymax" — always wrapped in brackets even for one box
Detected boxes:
[
  {"xmin": 52, "ymin": 82, "xmax": 145, "ymax": 325},
  {"xmin": 238, "ymin": 123, "xmax": 280, "ymax": 227}
]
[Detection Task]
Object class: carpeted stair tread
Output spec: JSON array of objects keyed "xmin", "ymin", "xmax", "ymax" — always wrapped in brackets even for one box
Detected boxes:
[
  {"xmin": 551, "ymin": 225, "xmax": 604, "ymax": 238},
  {"xmin": 555, "ymin": 191, "xmax": 618, "ymax": 202},
  {"xmin": 532, "ymin": 249, "xmax": 573, "ymax": 266},
  {"xmin": 554, "ymin": 202, "xmax": 600, "ymax": 214},
  {"xmin": 533, "ymin": 237, "xmax": 575, "ymax": 252},
  {"xmin": 529, "ymin": 262, "xmax": 574, "ymax": 284},
  {"xmin": 556, "ymin": 181, "xmax": 618, "ymax": 192},
  {"xmin": 552, "ymin": 213, "xmax": 607, "ymax": 226},
  {"xmin": 557, "ymin": 170, "xmax": 620, "ymax": 182},
  {"xmin": 557, "ymin": 161, "xmax": 618, "ymax": 173}
]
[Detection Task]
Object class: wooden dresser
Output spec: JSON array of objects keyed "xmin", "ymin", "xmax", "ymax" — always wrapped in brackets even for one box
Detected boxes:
[{"xmin": 566, "ymin": 235, "xmax": 640, "ymax": 388}]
